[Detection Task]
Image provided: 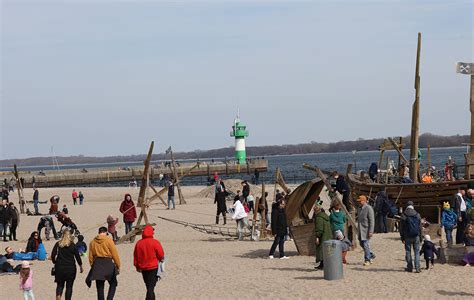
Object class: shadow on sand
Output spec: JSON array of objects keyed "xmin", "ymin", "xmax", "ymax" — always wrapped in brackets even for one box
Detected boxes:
[
  {"xmin": 234, "ymin": 249, "xmax": 299, "ymax": 259},
  {"xmin": 351, "ymin": 267, "xmax": 405, "ymax": 273},
  {"xmin": 436, "ymin": 290, "xmax": 474, "ymax": 297}
]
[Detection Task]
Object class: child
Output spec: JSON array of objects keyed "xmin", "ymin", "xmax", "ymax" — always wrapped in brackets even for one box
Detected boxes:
[
  {"xmin": 441, "ymin": 202, "xmax": 457, "ymax": 245},
  {"xmin": 62, "ymin": 204, "xmax": 68, "ymax": 215},
  {"xmin": 19, "ymin": 261, "xmax": 35, "ymax": 300},
  {"xmin": 419, "ymin": 235, "xmax": 439, "ymax": 269},
  {"xmin": 76, "ymin": 235, "xmax": 87, "ymax": 256},
  {"xmin": 335, "ymin": 230, "xmax": 352, "ymax": 264},
  {"xmin": 107, "ymin": 215, "xmax": 119, "ymax": 243}
]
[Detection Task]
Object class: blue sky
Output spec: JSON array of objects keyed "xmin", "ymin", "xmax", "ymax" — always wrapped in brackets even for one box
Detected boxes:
[{"xmin": 1, "ymin": 0, "xmax": 472, "ymax": 159}]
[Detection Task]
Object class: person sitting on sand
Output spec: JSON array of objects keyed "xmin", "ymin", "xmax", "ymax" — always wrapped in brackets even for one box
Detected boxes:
[
  {"xmin": 419, "ymin": 235, "xmax": 438, "ymax": 270},
  {"xmin": 62, "ymin": 204, "xmax": 69, "ymax": 215},
  {"xmin": 25, "ymin": 231, "xmax": 42, "ymax": 253},
  {"xmin": 462, "ymin": 224, "xmax": 474, "ymax": 267},
  {"xmin": 314, "ymin": 200, "xmax": 331, "ymax": 269}
]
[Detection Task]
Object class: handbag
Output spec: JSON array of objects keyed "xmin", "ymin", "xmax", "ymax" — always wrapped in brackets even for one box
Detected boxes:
[{"xmin": 51, "ymin": 267, "xmax": 56, "ymax": 276}]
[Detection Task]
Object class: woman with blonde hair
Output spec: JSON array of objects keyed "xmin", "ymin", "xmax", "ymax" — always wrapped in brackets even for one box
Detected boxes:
[{"xmin": 51, "ymin": 230, "xmax": 83, "ymax": 300}]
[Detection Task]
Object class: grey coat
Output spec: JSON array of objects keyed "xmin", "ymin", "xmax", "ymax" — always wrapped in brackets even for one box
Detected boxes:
[{"xmin": 357, "ymin": 203, "xmax": 374, "ymax": 241}]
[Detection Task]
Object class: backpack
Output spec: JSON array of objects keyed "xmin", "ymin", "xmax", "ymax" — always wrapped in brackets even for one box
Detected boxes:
[
  {"xmin": 405, "ymin": 215, "xmax": 420, "ymax": 238},
  {"xmin": 386, "ymin": 200, "xmax": 398, "ymax": 218}
]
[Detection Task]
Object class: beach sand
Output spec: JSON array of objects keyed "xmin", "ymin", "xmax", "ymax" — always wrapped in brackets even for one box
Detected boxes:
[{"xmin": 1, "ymin": 186, "xmax": 473, "ymax": 299}]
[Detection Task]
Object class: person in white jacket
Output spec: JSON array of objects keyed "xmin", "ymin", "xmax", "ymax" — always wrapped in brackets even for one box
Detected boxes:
[{"xmin": 232, "ymin": 199, "xmax": 250, "ymax": 241}]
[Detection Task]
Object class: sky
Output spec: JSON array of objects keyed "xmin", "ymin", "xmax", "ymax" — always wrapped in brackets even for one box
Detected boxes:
[{"xmin": 1, "ymin": 0, "xmax": 473, "ymax": 159}]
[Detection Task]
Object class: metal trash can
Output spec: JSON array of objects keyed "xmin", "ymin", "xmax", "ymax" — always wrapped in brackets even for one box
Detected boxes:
[{"xmin": 322, "ymin": 240, "xmax": 343, "ymax": 280}]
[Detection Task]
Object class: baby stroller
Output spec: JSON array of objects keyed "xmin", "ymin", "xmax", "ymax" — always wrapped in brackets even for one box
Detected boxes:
[{"xmin": 56, "ymin": 212, "xmax": 80, "ymax": 238}]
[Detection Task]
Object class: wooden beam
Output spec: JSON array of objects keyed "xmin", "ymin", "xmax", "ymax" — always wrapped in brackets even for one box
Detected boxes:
[
  {"xmin": 410, "ymin": 33, "xmax": 421, "ymax": 182},
  {"xmin": 388, "ymin": 137, "xmax": 409, "ymax": 164},
  {"xmin": 13, "ymin": 164, "xmax": 25, "ymax": 214},
  {"xmin": 259, "ymin": 182, "xmax": 267, "ymax": 240},
  {"xmin": 169, "ymin": 148, "xmax": 186, "ymax": 205}
]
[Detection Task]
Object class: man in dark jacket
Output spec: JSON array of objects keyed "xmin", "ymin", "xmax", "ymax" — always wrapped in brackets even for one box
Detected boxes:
[
  {"xmin": 167, "ymin": 181, "xmax": 175, "ymax": 210},
  {"xmin": 214, "ymin": 181, "xmax": 227, "ymax": 225},
  {"xmin": 269, "ymin": 200, "xmax": 289, "ymax": 259},
  {"xmin": 0, "ymin": 200, "xmax": 11, "ymax": 241},
  {"xmin": 453, "ymin": 189, "xmax": 468, "ymax": 244},
  {"xmin": 399, "ymin": 201, "xmax": 422, "ymax": 273},
  {"xmin": 241, "ymin": 181, "xmax": 250, "ymax": 203},
  {"xmin": 8, "ymin": 202, "xmax": 19, "ymax": 241},
  {"xmin": 33, "ymin": 187, "xmax": 39, "ymax": 215},
  {"xmin": 333, "ymin": 172, "xmax": 352, "ymax": 212}
]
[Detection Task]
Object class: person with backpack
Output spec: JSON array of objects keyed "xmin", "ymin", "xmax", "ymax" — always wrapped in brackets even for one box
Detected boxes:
[
  {"xmin": 441, "ymin": 201, "xmax": 457, "ymax": 246},
  {"xmin": 399, "ymin": 201, "xmax": 422, "ymax": 273}
]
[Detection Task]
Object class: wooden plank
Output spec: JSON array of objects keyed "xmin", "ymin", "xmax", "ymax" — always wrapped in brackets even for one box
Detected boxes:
[{"xmin": 409, "ymin": 32, "xmax": 422, "ymax": 182}]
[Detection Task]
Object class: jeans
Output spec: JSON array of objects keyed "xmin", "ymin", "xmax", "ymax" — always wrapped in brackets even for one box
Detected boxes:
[
  {"xmin": 405, "ymin": 237, "xmax": 421, "ymax": 271},
  {"xmin": 359, "ymin": 239, "xmax": 374, "ymax": 262},
  {"xmin": 23, "ymin": 289, "xmax": 35, "ymax": 300},
  {"xmin": 237, "ymin": 217, "xmax": 250, "ymax": 240},
  {"xmin": 125, "ymin": 222, "xmax": 133, "ymax": 235},
  {"xmin": 56, "ymin": 278, "xmax": 75, "ymax": 300},
  {"xmin": 96, "ymin": 279, "xmax": 117, "ymax": 300},
  {"xmin": 33, "ymin": 200, "xmax": 39, "ymax": 214},
  {"xmin": 456, "ymin": 212, "xmax": 467, "ymax": 244},
  {"xmin": 0, "ymin": 223, "xmax": 4, "ymax": 240},
  {"xmin": 444, "ymin": 226, "xmax": 453, "ymax": 244},
  {"xmin": 269, "ymin": 234, "xmax": 285, "ymax": 257},
  {"xmin": 79, "ymin": 197, "xmax": 84, "ymax": 205},
  {"xmin": 248, "ymin": 201, "xmax": 254, "ymax": 213},
  {"xmin": 142, "ymin": 269, "xmax": 158, "ymax": 300},
  {"xmin": 168, "ymin": 196, "xmax": 175, "ymax": 209}
]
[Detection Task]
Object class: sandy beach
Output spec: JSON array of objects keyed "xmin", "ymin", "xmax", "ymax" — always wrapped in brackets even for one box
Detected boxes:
[{"xmin": 1, "ymin": 186, "xmax": 473, "ymax": 300}]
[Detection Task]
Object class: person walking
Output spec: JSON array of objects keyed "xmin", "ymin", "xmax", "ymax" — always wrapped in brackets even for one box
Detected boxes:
[
  {"xmin": 72, "ymin": 190, "xmax": 78, "ymax": 206},
  {"xmin": 214, "ymin": 180, "xmax": 227, "ymax": 225},
  {"xmin": 399, "ymin": 201, "xmax": 422, "ymax": 273},
  {"xmin": 119, "ymin": 194, "xmax": 137, "ymax": 236},
  {"xmin": 87, "ymin": 227, "xmax": 121, "ymax": 300},
  {"xmin": 33, "ymin": 188, "xmax": 39, "ymax": 215},
  {"xmin": 51, "ymin": 230, "xmax": 83, "ymax": 300},
  {"xmin": 419, "ymin": 235, "xmax": 439, "ymax": 270},
  {"xmin": 269, "ymin": 200, "xmax": 289, "ymax": 259},
  {"xmin": 232, "ymin": 196, "xmax": 250, "ymax": 241},
  {"xmin": 19, "ymin": 261, "xmax": 35, "ymax": 300},
  {"xmin": 133, "ymin": 225, "xmax": 165, "ymax": 300},
  {"xmin": 454, "ymin": 188, "xmax": 468, "ymax": 244},
  {"xmin": 78, "ymin": 191, "xmax": 84, "ymax": 205},
  {"xmin": 356, "ymin": 195, "xmax": 375, "ymax": 266},
  {"xmin": 167, "ymin": 181, "xmax": 175, "ymax": 210},
  {"xmin": 8, "ymin": 202, "xmax": 19, "ymax": 241},
  {"xmin": 314, "ymin": 200, "xmax": 332, "ymax": 269}
]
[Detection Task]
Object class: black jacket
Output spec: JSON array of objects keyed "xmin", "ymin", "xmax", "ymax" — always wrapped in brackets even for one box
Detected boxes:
[
  {"xmin": 52, "ymin": 242, "xmax": 82, "ymax": 281},
  {"xmin": 33, "ymin": 190, "xmax": 39, "ymax": 201},
  {"xmin": 0, "ymin": 205, "xmax": 10, "ymax": 224},
  {"xmin": 399, "ymin": 207, "xmax": 422, "ymax": 241},
  {"xmin": 271, "ymin": 205, "xmax": 287, "ymax": 236},
  {"xmin": 242, "ymin": 184, "xmax": 250, "ymax": 199},
  {"xmin": 419, "ymin": 240, "xmax": 439, "ymax": 260},
  {"xmin": 335, "ymin": 176, "xmax": 349, "ymax": 194}
]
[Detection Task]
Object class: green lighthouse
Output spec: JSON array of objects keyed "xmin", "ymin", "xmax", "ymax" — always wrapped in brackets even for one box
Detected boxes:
[{"xmin": 230, "ymin": 112, "xmax": 249, "ymax": 164}]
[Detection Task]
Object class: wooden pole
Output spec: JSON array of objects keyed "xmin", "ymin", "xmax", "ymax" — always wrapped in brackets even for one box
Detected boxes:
[
  {"xmin": 169, "ymin": 148, "xmax": 186, "ymax": 205},
  {"xmin": 427, "ymin": 144, "xmax": 431, "ymax": 173},
  {"xmin": 377, "ymin": 149, "xmax": 385, "ymax": 183},
  {"xmin": 398, "ymin": 136, "xmax": 403, "ymax": 170},
  {"xmin": 409, "ymin": 33, "xmax": 421, "ymax": 182},
  {"xmin": 259, "ymin": 182, "xmax": 267, "ymax": 240},
  {"xmin": 13, "ymin": 164, "xmax": 25, "ymax": 214}
]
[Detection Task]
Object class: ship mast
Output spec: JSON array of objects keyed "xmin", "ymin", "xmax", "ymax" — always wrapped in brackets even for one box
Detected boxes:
[{"xmin": 409, "ymin": 33, "xmax": 421, "ymax": 182}]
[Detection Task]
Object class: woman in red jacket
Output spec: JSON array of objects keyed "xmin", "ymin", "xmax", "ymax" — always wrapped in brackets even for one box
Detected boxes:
[
  {"xmin": 119, "ymin": 194, "xmax": 137, "ymax": 236},
  {"xmin": 133, "ymin": 225, "xmax": 165, "ymax": 300}
]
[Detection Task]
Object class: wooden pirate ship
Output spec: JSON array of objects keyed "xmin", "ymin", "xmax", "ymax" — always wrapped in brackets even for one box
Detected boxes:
[{"xmin": 346, "ymin": 33, "xmax": 472, "ymax": 223}]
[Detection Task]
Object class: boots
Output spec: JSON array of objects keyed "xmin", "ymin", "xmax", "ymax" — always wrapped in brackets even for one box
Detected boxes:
[
  {"xmin": 342, "ymin": 251, "xmax": 347, "ymax": 264},
  {"xmin": 215, "ymin": 216, "xmax": 219, "ymax": 225}
]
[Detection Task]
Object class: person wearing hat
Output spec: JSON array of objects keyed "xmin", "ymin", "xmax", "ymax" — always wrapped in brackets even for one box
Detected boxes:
[
  {"xmin": 356, "ymin": 195, "xmax": 375, "ymax": 266},
  {"xmin": 19, "ymin": 261, "xmax": 35, "ymax": 300},
  {"xmin": 133, "ymin": 225, "xmax": 165, "ymax": 300},
  {"xmin": 441, "ymin": 201, "xmax": 457, "ymax": 246},
  {"xmin": 399, "ymin": 200, "xmax": 422, "ymax": 273},
  {"xmin": 314, "ymin": 199, "xmax": 331, "ymax": 269},
  {"xmin": 86, "ymin": 226, "xmax": 121, "ymax": 300},
  {"xmin": 419, "ymin": 235, "xmax": 439, "ymax": 270}
]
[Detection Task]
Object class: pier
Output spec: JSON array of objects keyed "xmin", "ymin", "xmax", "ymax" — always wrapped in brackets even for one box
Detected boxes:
[{"xmin": 0, "ymin": 159, "xmax": 268, "ymax": 188}]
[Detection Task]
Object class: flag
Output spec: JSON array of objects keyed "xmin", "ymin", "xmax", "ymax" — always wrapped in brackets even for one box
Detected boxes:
[{"xmin": 165, "ymin": 146, "xmax": 172, "ymax": 155}]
